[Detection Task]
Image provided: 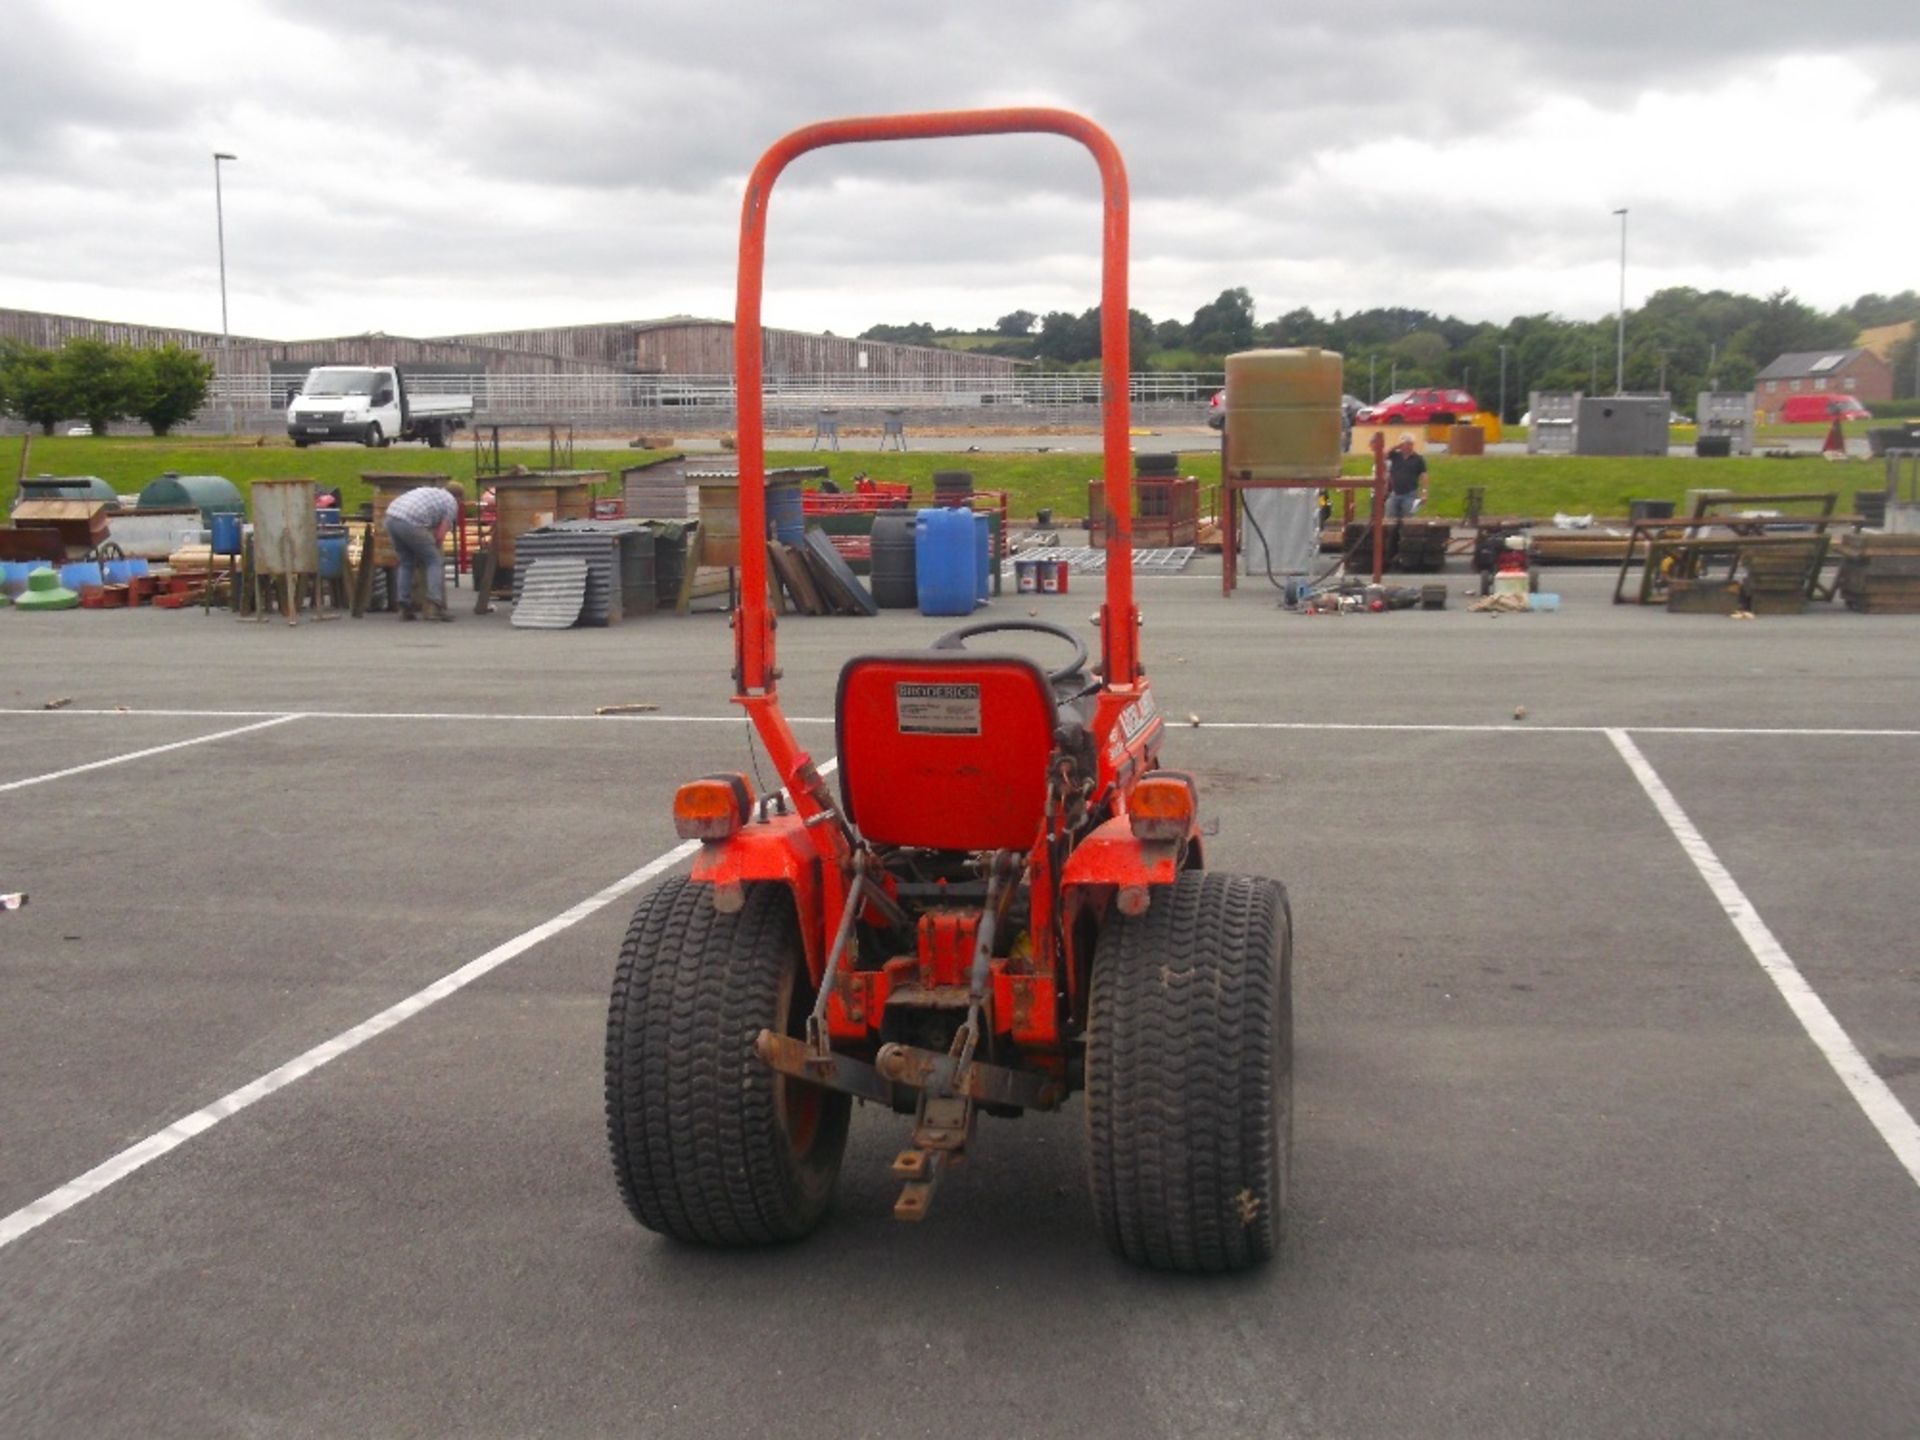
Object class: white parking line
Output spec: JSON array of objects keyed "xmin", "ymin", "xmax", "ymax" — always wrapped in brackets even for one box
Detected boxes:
[
  {"xmin": 0, "ymin": 758, "xmax": 838, "ymax": 1252},
  {"xmin": 1608, "ymin": 729, "xmax": 1920, "ymax": 1191},
  {"xmin": 0, "ymin": 715, "xmax": 304, "ymax": 794},
  {"xmin": 0, "ymin": 838, "xmax": 695, "ymax": 1251}
]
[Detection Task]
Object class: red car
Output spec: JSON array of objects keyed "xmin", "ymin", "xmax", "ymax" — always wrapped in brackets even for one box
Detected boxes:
[
  {"xmin": 1207, "ymin": 389, "xmax": 1364, "ymax": 431},
  {"xmin": 1355, "ymin": 387, "xmax": 1478, "ymax": 426},
  {"xmin": 1778, "ymin": 394, "xmax": 1870, "ymax": 424}
]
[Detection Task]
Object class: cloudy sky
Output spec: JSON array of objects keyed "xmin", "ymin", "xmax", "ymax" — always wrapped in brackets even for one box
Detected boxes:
[{"xmin": 5, "ymin": 1, "xmax": 1916, "ymax": 343}]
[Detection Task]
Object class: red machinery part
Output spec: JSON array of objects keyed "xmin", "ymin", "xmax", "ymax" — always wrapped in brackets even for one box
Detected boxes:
[{"xmin": 729, "ymin": 109, "xmax": 1139, "ymax": 821}]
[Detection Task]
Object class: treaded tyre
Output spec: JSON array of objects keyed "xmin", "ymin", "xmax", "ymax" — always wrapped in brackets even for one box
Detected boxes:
[
  {"xmin": 605, "ymin": 876, "xmax": 850, "ymax": 1245},
  {"xmin": 1086, "ymin": 870, "xmax": 1292, "ymax": 1272},
  {"xmin": 1135, "ymin": 451, "xmax": 1179, "ymax": 476}
]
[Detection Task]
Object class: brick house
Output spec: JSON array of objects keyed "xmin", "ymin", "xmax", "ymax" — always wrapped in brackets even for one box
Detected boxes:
[{"xmin": 1754, "ymin": 348, "xmax": 1892, "ymax": 419}]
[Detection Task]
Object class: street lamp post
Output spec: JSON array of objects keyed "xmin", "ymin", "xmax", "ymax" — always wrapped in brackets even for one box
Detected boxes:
[
  {"xmin": 214, "ymin": 152, "xmax": 237, "ymax": 432},
  {"xmin": 1613, "ymin": 206, "xmax": 1628, "ymax": 395}
]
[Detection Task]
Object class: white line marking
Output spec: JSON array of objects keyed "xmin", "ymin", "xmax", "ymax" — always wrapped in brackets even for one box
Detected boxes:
[
  {"xmin": 0, "ymin": 841, "xmax": 696, "ymax": 1250},
  {"xmin": 2, "ymin": 709, "xmax": 1914, "ymax": 738},
  {"xmin": 1607, "ymin": 728, "xmax": 1920, "ymax": 1190},
  {"xmin": 0, "ymin": 758, "xmax": 839, "ymax": 1252},
  {"xmin": 0, "ymin": 715, "xmax": 304, "ymax": 794}
]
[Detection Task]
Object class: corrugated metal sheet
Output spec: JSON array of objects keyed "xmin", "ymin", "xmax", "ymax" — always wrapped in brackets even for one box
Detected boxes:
[
  {"xmin": 510, "ymin": 558, "xmax": 591, "ymax": 629},
  {"xmin": 513, "ymin": 522, "xmax": 658, "ymax": 624}
]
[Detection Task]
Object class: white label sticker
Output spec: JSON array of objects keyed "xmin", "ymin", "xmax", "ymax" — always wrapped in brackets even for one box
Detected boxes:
[
  {"xmin": 1118, "ymin": 691, "xmax": 1160, "ymax": 741},
  {"xmin": 896, "ymin": 681, "xmax": 981, "ymax": 736}
]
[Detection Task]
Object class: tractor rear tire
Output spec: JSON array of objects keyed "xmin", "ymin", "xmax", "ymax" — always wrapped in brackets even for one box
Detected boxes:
[
  {"xmin": 1086, "ymin": 870, "xmax": 1292, "ymax": 1273},
  {"xmin": 605, "ymin": 875, "xmax": 849, "ymax": 1246}
]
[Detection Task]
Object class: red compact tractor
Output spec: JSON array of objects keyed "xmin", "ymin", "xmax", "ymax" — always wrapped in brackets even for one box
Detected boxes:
[{"xmin": 604, "ymin": 109, "xmax": 1293, "ymax": 1273}]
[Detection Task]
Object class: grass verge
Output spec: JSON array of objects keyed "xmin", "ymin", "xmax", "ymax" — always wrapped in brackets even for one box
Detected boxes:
[{"xmin": 2, "ymin": 434, "xmax": 1886, "ymax": 522}]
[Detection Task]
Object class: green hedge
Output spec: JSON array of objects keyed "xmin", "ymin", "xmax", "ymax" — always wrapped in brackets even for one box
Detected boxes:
[{"xmin": 1866, "ymin": 398, "xmax": 1920, "ymax": 420}]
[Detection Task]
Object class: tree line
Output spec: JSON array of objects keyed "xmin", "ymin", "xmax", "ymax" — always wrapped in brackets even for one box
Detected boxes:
[
  {"xmin": 863, "ymin": 287, "xmax": 1920, "ymax": 419},
  {"xmin": 0, "ymin": 339, "xmax": 215, "ymax": 436}
]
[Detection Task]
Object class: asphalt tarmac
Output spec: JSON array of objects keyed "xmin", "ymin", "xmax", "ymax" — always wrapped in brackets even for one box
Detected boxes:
[{"xmin": 1, "ymin": 563, "xmax": 1916, "ymax": 1439}]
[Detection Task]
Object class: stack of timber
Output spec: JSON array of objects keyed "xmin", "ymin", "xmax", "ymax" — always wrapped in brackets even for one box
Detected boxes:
[
  {"xmin": 1741, "ymin": 539, "xmax": 1827, "ymax": 616},
  {"xmin": 1341, "ymin": 521, "xmax": 1394, "ymax": 573},
  {"xmin": 1837, "ymin": 532, "xmax": 1920, "ymax": 613},
  {"xmin": 1666, "ymin": 578, "xmax": 1743, "ymax": 615},
  {"xmin": 1389, "ymin": 520, "xmax": 1450, "ymax": 573},
  {"xmin": 1339, "ymin": 519, "xmax": 1450, "ymax": 573},
  {"xmin": 1528, "ymin": 523, "xmax": 1633, "ymax": 564}
]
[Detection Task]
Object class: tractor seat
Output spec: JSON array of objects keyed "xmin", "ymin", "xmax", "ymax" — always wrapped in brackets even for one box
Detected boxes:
[{"xmin": 836, "ymin": 651, "xmax": 1063, "ymax": 853}]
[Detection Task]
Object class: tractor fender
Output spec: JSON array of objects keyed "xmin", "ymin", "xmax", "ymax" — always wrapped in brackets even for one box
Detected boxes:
[
  {"xmin": 688, "ymin": 815, "xmax": 828, "ymax": 977},
  {"xmin": 1058, "ymin": 815, "xmax": 1190, "ymax": 1022},
  {"xmin": 1060, "ymin": 814, "xmax": 1184, "ymax": 895}
]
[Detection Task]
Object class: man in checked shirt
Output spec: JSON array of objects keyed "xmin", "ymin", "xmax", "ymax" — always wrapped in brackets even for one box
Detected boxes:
[{"xmin": 383, "ymin": 480, "xmax": 465, "ymax": 621}]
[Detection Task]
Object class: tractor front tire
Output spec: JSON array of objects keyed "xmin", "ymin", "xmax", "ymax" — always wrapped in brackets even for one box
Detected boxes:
[
  {"xmin": 1086, "ymin": 871, "xmax": 1292, "ymax": 1273},
  {"xmin": 605, "ymin": 876, "xmax": 849, "ymax": 1246}
]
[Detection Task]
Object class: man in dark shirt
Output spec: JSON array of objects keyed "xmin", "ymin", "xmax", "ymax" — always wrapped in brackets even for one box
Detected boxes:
[{"xmin": 1386, "ymin": 435, "xmax": 1427, "ymax": 520}]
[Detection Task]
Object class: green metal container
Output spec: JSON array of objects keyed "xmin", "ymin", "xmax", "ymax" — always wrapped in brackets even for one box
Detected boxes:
[
  {"xmin": 12, "ymin": 474, "xmax": 120, "ymax": 512},
  {"xmin": 137, "ymin": 472, "xmax": 244, "ymax": 525}
]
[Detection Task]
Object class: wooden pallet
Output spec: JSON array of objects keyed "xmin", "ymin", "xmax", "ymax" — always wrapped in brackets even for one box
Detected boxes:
[{"xmin": 1838, "ymin": 532, "xmax": 1920, "ymax": 612}]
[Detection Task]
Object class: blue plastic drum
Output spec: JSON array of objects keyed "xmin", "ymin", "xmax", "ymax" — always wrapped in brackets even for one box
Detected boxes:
[
  {"xmin": 317, "ymin": 534, "xmax": 348, "ymax": 580},
  {"xmin": 766, "ymin": 484, "xmax": 806, "ymax": 546},
  {"xmin": 209, "ymin": 512, "xmax": 244, "ymax": 557},
  {"xmin": 914, "ymin": 507, "xmax": 978, "ymax": 617}
]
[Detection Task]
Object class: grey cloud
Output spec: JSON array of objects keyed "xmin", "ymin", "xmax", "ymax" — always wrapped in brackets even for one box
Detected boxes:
[
  {"xmin": 0, "ymin": 2, "xmax": 182, "ymax": 173},
  {"xmin": 4, "ymin": 0, "xmax": 1914, "ymax": 338}
]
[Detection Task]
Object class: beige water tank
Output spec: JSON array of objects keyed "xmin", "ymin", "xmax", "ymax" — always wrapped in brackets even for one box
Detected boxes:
[{"xmin": 1223, "ymin": 348, "xmax": 1344, "ymax": 480}]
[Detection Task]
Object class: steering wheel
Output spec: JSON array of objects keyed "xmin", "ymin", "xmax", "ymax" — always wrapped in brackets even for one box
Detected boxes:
[{"xmin": 930, "ymin": 618, "xmax": 1088, "ymax": 686}]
